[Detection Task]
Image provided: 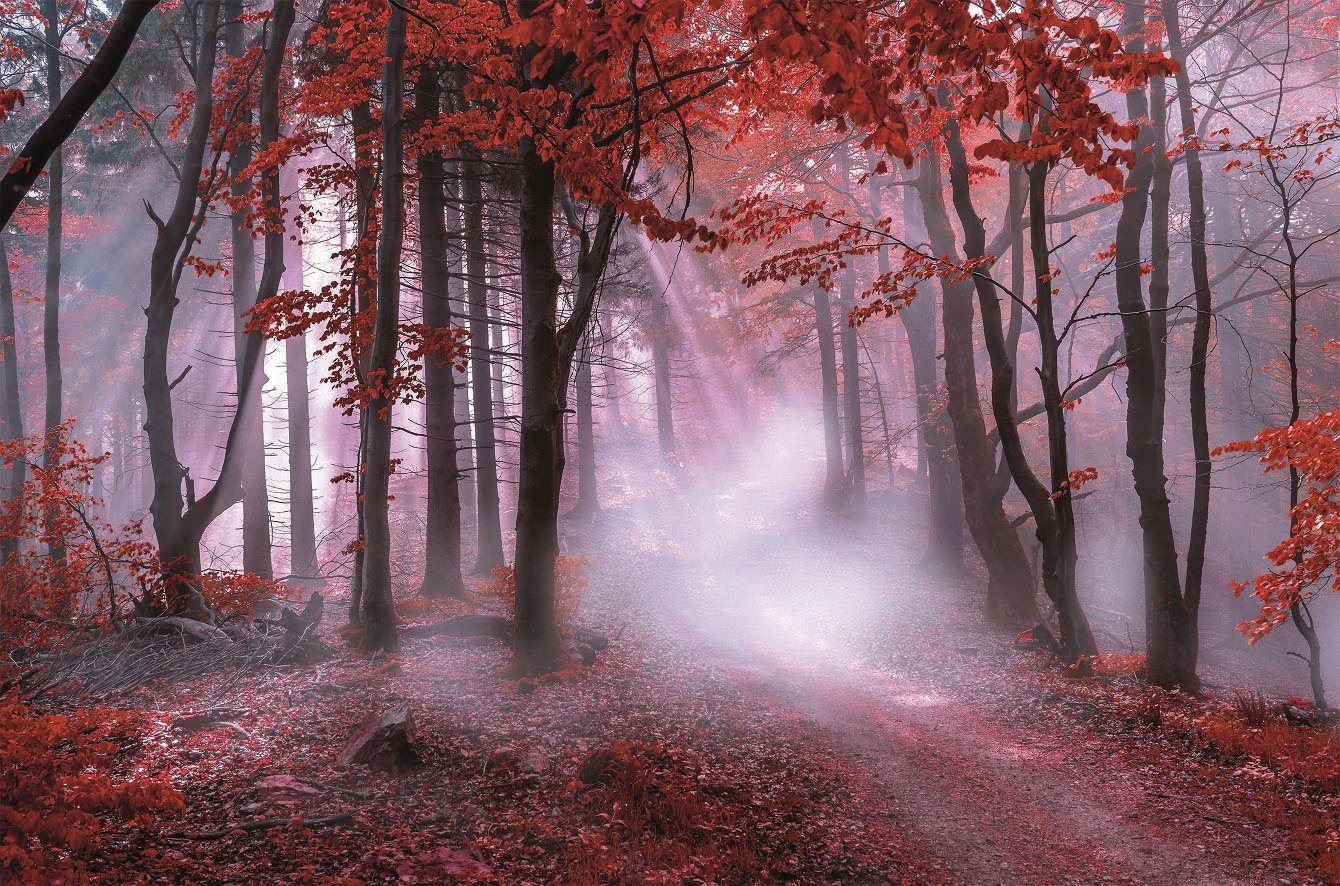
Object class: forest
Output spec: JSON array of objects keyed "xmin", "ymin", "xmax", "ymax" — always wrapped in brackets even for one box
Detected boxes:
[{"xmin": 0, "ymin": 0, "xmax": 1339, "ymax": 880}]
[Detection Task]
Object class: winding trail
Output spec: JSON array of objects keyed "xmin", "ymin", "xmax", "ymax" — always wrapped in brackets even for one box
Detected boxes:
[{"xmin": 580, "ymin": 446, "xmax": 1303, "ymax": 884}]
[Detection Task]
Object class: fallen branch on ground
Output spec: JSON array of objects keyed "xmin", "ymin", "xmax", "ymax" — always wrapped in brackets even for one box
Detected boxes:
[{"xmin": 171, "ymin": 812, "xmax": 353, "ymax": 840}]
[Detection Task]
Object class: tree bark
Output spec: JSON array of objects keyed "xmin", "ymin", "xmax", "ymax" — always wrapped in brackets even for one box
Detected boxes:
[
  {"xmin": 895, "ymin": 175, "xmax": 963, "ymax": 566},
  {"xmin": 460, "ymin": 151, "xmax": 506, "ymax": 573},
  {"xmin": 513, "ymin": 133, "xmax": 567, "ymax": 673},
  {"xmin": 650, "ymin": 292, "xmax": 676, "ymax": 456},
  {"xmin": 915, "ymin": 153, "xmax": 1037, "ymax": 623},
  {"xmin": 836, "ymin": 151, "xmax": 865, "ymax": 514},
  {"xmin": 347, "ymin": 101, "xmax": 377, "ymax": 625},
  {"xmin": 41, "ymin": 0, "xmax": 65, "ymax": 566},
  {"xmin": 358, "ymin": 5, "xmax": 405, "ymax": 652},
  {"xmin": 417, "ymin": 69, "xmax": 466, "ymax": 599},
  {"xmin": 942, "ymin": 117, "xmax": 1085, "ymax": 646},
  {"xmin": 1164, "ymin": 2, "xmax": 1210, "ymax": 659},
  {"xmin": 0, "ymin": 235, "xmax": 22, "ymax": 563},
  {"xmin": 1117, "ymin": 0, "xmax": 1197, "ymax": 690},
  {"xmin": 811, "ymin": 219, "xmax": 844, "ymax": 501},
  {"xmin": 143, "ymin": 0, "xmax": 222, "ymax": 620},
  {"xmin": 282, "ymin": 203, "xmax": 319, "ymax": 579},
  {"xmin": 570, "ymin": 337, "xmax": 599, "ymax": 518}
]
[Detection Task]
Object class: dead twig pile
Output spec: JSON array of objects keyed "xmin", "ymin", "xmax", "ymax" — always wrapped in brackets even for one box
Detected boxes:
[{"xmin": 21, "ymin": 594, "xmax": 329, "ymax": 702}]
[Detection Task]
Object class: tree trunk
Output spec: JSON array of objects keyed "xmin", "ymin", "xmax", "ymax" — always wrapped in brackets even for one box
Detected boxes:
[
  {"xmin": 512, "ymin": 132, "xmax": 567, "ymax": 673},
  {"xmin": 282, "ymin": 213, "xmax": 319, "ymax": 578},
  {"xmin": 234, "ymin": 0, "xmax": 290, "ymax": 581},
  {"xmin": 570, "ymin": 338, "xmax": 599, "ymax": 518},
  {"xmin": 937, "ymin": 119, "xmax": 1082, "ymax": 641},
  {"xmin": 837, "ymin": 264, "xmax": 866, "ymax": 514},
  {"xmin": 650, "ymin": 292, "xmax": 676, "ymax": 456},
  {"xmin": 40, "ymin": 0, "xmax": 67, "ymax": 568},
  {"xmin": 896, "ymin": 177, "xmax": 963, "ymax": 566},
  {"xmin": 915, "ymin": 153, "xmax": 1037, "ymax": 623},
  {"xmin": 359, "ymin": 6, "xmax": 405, "ymax": 652},
  {"xmin": 0, "ymin": 235, "xmax": 23, "ymax": 563},
  {"xmin": 1165, "ymin": 2, "xmax": 1210, "ymax": 662},
  {"xmin": 347, "ymin": 102, "xmax": 377, "ymax": 625},
  {"xmin": 836, "ymin": 151, "xmax": 866, "ymax": 514},
  {"xmin": 143, "ymin": 0, "xmax": 221, "ymax": 620},
  {"xmin": 1117, "ymin": 0, "xmax": 1197, "ymax": 690},
  {"xmin": 811, "ymin": 220, "xmax": 844, "ymax": 501},
  {"xmin": 461, "ymin": 151, "xmax": 506, "ymax": 573},
  {"xmin": 417, "ymin": 69, "xmax": 466, "ymax": 599}
]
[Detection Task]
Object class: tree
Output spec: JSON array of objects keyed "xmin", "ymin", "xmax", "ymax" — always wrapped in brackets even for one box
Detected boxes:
[
  {"xmin": 359, "ymin": 2, "xmax": 405, "ymax": 652},
  {"xmin": 0, "ymin": 0, "xmax": 161, "ymax": 227}
]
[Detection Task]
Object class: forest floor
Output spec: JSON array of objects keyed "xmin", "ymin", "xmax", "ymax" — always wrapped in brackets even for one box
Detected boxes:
[{"xmin": 80, "ymin": 454, "xmax": 1338, "ymax": 884}]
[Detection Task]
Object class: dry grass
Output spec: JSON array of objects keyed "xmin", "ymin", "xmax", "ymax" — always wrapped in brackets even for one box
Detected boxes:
[
  {"xmin": 1195, "ymin": 702, "xmax": 1340, "ymax": 879},
  {"xmin": 1197, "ymin": 709, "xmax": 1340, "ymax": 792},
  {"xmin": 566, "ymin": 740, "xmax": 763, "ymax": 884}
]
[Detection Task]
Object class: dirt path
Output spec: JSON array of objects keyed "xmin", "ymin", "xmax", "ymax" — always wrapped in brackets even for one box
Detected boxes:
[{"xmin": 582, "ymin": 469, "xmax": 1304, "ymax": 884}]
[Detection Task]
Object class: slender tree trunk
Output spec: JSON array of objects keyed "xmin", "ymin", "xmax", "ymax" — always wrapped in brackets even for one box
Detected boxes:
[
  {"xmin": 571, "ymin": 338, "xmax": 599, "ymax": 518},
  {"xmin": 915, "ymin": 154, "xmax": 1037, "ymax": 622},
  {"xmin": 838, "ymin": 263, "xmax": 866, "ymax": 514},
  {"xmin": 359, "ymin": 5, "xmax": 404, "ymax": 652},
  {"xmin": 1165, "ymin": 3, "xmax": 1210, "ymax": 661},
  {"xmin": 461, "ymin": 152, "xmax": 505, "ymax": 573},
  {"xmin": 811, "ymin": 221, "xmax": 844, "ymax": 501},
  {"xmin": 347, "ymin": 102, "xmax": 377, "ymax": 625},
  {"xmin": 603, "ymin": 334, "xmax": 624, "ymax": 435},
  {"xmin": 1275, "ymin": 161, "xmax": 1326, "ymax": 707},
  {"xmin": 513, "ymin": 131, "xmax": 567, "ymax": 673},
  {"xmin": 650, "ymin": 293, "xmax": 676, "ymax": 456},
  {"xmin": 1149, "ymin": 72, "xmax": 1172, "ymax": 436},
  {"xmin": 0, "ymin": 235, "xmax": 22, "ymax": 563},
  {"xmin": 417, "ymin": 69, "xmax": 466, "ymax": 599},
  {"xmin": 240, "ymin": 0, "xmax": 295, "ymax": 580},
  {"xmin": 896, "ymin": 178, "xmax": 963, "ymax": 565},
  {"xmin": 1027, "ymin": 162, "xmax": 1097, "ymax": 657},
  {"xmin": 282, "ymin": 209, "xmax": 319, "ymax": 578},
  {"xmin": 143, "ymin": 0, "xmax": 221, "ymax": 620},
  {"xmin": 836, "ymin": 152, "xmax": 866, "ymax": 514},
  {"xmin": 42, "ymin": 0, "xmax": 65, "ymax": 565},
  {"xmin": 1117, "ymin": 0, "xmax": 1197, "ymax": 690}
]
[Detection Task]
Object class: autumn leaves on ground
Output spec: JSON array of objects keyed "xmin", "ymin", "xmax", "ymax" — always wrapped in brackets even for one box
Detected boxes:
[{"xmin": 4, "ymin": 452, "xmax": 1338, "ymax": 884}]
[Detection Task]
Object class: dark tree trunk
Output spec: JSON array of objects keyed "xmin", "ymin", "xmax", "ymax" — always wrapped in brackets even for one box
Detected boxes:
[
  {"xmin": 143, "ymin": 0, "xmax": 222, "ymax": 620},
  {"xmin": 915, "ymin": 154, "xmax": 1037, "ymax": 623},
  {"xmin": 0, "ymin": 235, "xmax": 22, "ymax": 563},
  {"xmin": 359, "ymin": 6, "xmax": 405, "ymax": 652},
  {"xmin": 41, "ymin": 0, "xmax": 65, "ymax": 567},
  {"xmin": 941, "ymin": 119, "xmax": 1087, "ymax": 648},
  {"xmin": 513, "ymin": 134, "xmax": 567, "ymax": 673},
  {"xmin": 417, "ymin": 70, "xmax": 466, "ymax": 599},
  {"xmin": 1165, "ymin": 2, "xmax": 1210, "ymax": 659},
  {"xmin": 461, "ymin": 151, "xmax": 506, "ymax": 573},
  {"xmin": 1, "ymin": 0, "xmax": 161, "ymax": 227},
  {"xmin": 347, "ymin": 102, "xmax": 377, "ymax": 625},
  {"xmin": 446, "ymin": 164, "xmax": 474, "ymax": 518},
  {"xmin": 1117, "ymin": 0, "xmax": 1197, "ymax": 690},
  {"xmin": 896, "ymin": 178, "xmax": 963, "ymax": 566}
]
